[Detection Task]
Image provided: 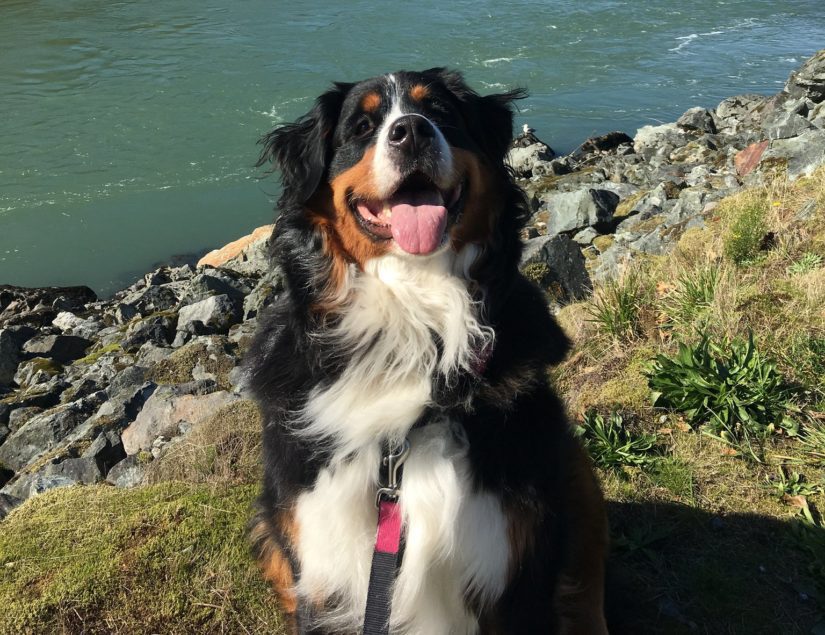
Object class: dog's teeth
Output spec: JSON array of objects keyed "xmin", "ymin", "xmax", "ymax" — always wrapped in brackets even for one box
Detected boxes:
[{"xmin": 383, "ymin": 204, "xmax": 392, "ymax": 219}]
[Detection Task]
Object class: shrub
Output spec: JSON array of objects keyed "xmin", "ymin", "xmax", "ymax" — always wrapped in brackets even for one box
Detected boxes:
[
  {"xmin": 646, "ymin": 333, "xmax": 797, "ymax": 458},
  {"xmin": 575, "ymin": 410, "xmax": 658, "ymax": 470},
  {"xmin": 586, "ymin": 269, "xmax": 649, "ymax": 341},
  {"xmin": 723, "ymin": 198, "xmax": 768, "ymax": 264}
]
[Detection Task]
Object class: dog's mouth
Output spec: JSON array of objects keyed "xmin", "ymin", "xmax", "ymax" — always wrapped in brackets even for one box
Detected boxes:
[{"xmin": 350, "ymin": 173, "xmax": 466, "ymax": 255}]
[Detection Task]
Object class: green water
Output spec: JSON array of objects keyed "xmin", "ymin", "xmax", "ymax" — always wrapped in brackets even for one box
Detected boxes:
[{"xmin": 1, "ymin": 0, "xmax": 823, "ymax": 295}]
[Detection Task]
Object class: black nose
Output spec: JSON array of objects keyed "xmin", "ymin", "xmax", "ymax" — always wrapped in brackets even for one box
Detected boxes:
[{"xmin": 388, "ymin": 115, "xmax": 435, "ymax": 153}]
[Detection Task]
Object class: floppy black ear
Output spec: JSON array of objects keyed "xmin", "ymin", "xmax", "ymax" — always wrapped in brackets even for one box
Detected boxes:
[
  {"xmin": 256, "ymin": 82, "xmax": 353, "ymax": 205},
  {"xmin": 423, "ymin": 67, "xmax": 527, "ymax": 165}
]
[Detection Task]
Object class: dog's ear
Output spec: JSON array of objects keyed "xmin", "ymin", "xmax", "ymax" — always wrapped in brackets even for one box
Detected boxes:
[
  {"xmin": 424, "ymin": 67, "xmax": 527, "ymax": 165},
  {"xmin": 256, "ymin": 82, "xmax": 353, "ymax": 205}
]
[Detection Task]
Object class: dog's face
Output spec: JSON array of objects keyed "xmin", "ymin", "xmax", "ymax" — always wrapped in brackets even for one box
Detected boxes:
[{"xmin": 259, "ymin": 68, "xmax": 524, "ymax": 270}]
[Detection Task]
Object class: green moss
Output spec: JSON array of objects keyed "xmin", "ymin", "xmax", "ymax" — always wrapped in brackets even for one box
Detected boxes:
[
  {"xmin": 520, "ymin": 262, "xmax": 550, "ymax": 287},
  {"xmin": 614, "ymin": 190, "xmax": 648, "ymax": 219},
  {"xmin": 589, "ymin": 346, "xmax": 655, "ymax": 412},
  {"xmin": 147, "ymin": 339, "xmax": 235, "ymax": 390},
  {"xmin": 0, "ymin": 483, "xmax": 284, "ymax": 634},
  {"xmin": 592, "ymin": 235, "xmax": 615, "ymax": 253},
  {"xmin": 76, "ymin": 343, "xmax": 122, "ymax": 366},
  {"xmin": 648, "ymin": 458, "xmax": 695, "ymax": 501}
]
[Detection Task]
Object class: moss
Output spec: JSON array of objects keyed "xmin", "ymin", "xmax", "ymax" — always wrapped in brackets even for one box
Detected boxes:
[
  {"xmin": 520, "ymin": 262, "xmax": 550, "ymax": 287},
  {"xmin": 614, "ymin": 190, "xmax": 648, "ymax": 219},
  {"xmin": 148, "ymin": 339, "xmax": 235, "ymax": 390},
  {"xmin": 76, "ymin": 343, "xmax": 122, "ymax": 366},
  {"xmin": 588, "ymin": 345, "xmax": 655, "ymax": 412},
  {"xmin": 648, "ymin": 458, "xmax": 695, "ymax": 501},
  {"xmin": 592, "ymin": 235, "xmax": 615, "ymax": 253},
  {"xmin": 0, "ymin": 483, "xmax": 284, "ymax": 634}
]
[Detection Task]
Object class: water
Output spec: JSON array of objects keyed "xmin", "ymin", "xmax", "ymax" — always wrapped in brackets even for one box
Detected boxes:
[{"xmin": 1, "ymin": 0, "xmax": 823, "ymax": 296}]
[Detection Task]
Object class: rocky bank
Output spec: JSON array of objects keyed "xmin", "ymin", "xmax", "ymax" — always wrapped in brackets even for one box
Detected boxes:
[{"xmin": 1, "ymin": 50, "xmax": 824, "ymax": 519}]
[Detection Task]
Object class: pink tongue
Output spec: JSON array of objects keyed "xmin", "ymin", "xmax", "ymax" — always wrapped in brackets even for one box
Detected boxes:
[{"xmin": 388, "ymin": 190, "xmax": 448, "ymax": 255}]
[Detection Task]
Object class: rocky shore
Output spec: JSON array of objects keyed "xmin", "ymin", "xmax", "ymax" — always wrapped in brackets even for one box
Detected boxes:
[{"xmin": 1, "ymin": 50, "xmax": 823, "ymax": 519}]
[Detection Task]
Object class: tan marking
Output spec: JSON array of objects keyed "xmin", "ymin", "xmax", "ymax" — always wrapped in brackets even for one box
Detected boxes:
[
  {"xmin": 251, "ymin": 517, "xmax": 300, "ymax": 620},
  {"xmin": 361, "ymin": 92, "xmax": 381, "ymax": 112},
  {"xmin": 409, "ymin": 84, "xmax": 430, "ymax": 101}
]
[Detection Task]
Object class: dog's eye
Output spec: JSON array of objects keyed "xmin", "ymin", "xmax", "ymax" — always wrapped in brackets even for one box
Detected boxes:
[{"xmin": 354, "ymin": 117, "xmax": 374, "ymax": 138}]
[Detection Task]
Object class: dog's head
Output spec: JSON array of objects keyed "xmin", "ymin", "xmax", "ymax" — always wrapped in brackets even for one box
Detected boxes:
[{"xmin": 258, "ymin": 68, "xmax": 527, "ymax": 297}]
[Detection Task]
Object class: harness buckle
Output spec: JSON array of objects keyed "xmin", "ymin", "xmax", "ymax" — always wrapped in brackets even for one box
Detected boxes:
[{"xmin": 375, "ymin": 438, "xmax": 410, "ymax": 508}]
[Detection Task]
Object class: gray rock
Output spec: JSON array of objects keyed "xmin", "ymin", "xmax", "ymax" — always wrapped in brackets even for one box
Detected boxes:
[
  {"xmin": 179, "ymin": 270, "xmax": 255, "ymax": 306},
  {"xmin": 0, "ymin": 329, "xmax": 21, "ymax": 386},
  {"xmin": 0, "ymin": 393, "xmax": 105, "ymax": 471},
  {"xmin": 677, "ymin": 107, "xmax": 717, "ymax": 134},
  {"xmin": 136, "ymin": 342, "xmax": 174, "ymax": 366},
  {"xmin": 42, "ymin": 456, "xmax": 102, "ymax": 485},
  {"xmin": 51, "ymin": 312, "xmax": 101, "ymax": 340},
  {"xmin": 22, "ymin": 334, "xmax": 91, "ymax": 363},
  {"xmin": 714, "ymin": 94, "xmax": 770, "ymax": 133},
  {"xmin": 13, "ymin": 357, "xmax": 59, "ymax": 390},
  {"xmin": 176, "ymin": 294, "xmax": 241, "ymax": 337},
  {"xmin": 4, "ymin": 456, "xmax": 102, "ymax": 500},
  {"xmin": 809, "ymin": 102, "xmax": 825, "ymax": 128},
  {"xmin": 569, "ymin": 131, "xmax": 634, "ymax": 162},
  {"xmin": 8, "ymin": 407, "xmax": 42, "ymax": 432},
  {"xmin": 0, "ymin": 402, "xmax": 9, "ymax": 425},
  {"xmin": 540, "ymin": 188, "xmax": 620, "ymax": 235},
  {"xmin": 572, "ymin": 227, "xmax": 599, "ymax": 245},
  {"xmin": 81, "ymin": 429, "xmax": 126, "ymax": 475},
  {"xmin": 521, "ymin": 235, "xmax": 591, "ymax": 302},
  {"xmin": 121, "ymin": 314, "xmax": 176, "ymax": 351},
  {"xmin": 507, "ymin": 142, "xmax": 555, "ymax": 177},
  {"xmin": 120, "ymin": 387, "xmax": 237, "ymax": 454},
  {"xmin": 0, "ymin": 492, "xmax": 21, "ymax": 520},
  {"xmin": 633, "ymin": 123, "xmax": 689, "ymax": 157},
  {"xmin": 760, "ymin": 128, "xmax": 825, "ymax": 178},
  {"xmin": 118, "ymin": 284, "xmax": 180, "ymax": 317},
  {"xmin": 243, "ymin": 278, "xmax": 279, "ymax": 320},
  {"xmin": 784, "ymin": 49, "xmax": 825, "ymax": 103},
  {"xmin": 10, "ymin": 376, "xmax": 69, "ymax": 410},
  {"xmin": 106, "ymin": 455, "xmax": 147, "ymax": 488},
  {"xmin": 762, "ymin": 109, "xmax": 817, "ymax": 140}
]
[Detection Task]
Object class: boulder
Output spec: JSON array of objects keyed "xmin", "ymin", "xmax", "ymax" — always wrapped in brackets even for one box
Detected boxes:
[
  {"xmin": 569, "ymin": 131, "xmax": 634, "ymax": 162},
  {"xmin": 0, "ymin": 329, "xmax": 21, "ymax": 386},
  {"xmin": 677, "ymin": 107, "xmax": 716, "ymax": 134},
  {"xmin": 784, "ymin": 49, "xmax": 825, "ymax": 103},
  {"xmin": 521, "ymin": 235, "xmax": 592, "ymax": 302},
  {"xmin": 120, "ymin": 387, "xmax": 237, "ymax": 455},
  {"xmin": 540, "ymin": 188, "xmax": 620, "ymax": 235},
  {"xmin": 714, "ymin": 94, "xmax": 770, "ymax": 133},
  {"xmin": 197, "ymin": 225, "xmax": 274, "ymax": 271},
  {"xmin": 176, "ymin": 294, "xmax": 242, "ymax": 338},
  {"xmin": 22, "ymin": 334, "xmax": 91, "ymax": 363},
  {"xmin": 13, "ymin": 357, "xmax": 60, "ymax": 390},
  {"xmin": 734, "ymin": 141, "xmax": 769, "ymax": 177},
  {"xmin": 507, "ymin": 142, "xmax": 556, "ymax": 177},
  {"xmin": 762, "ymin": 109, "xmax": 817, "ymax": 140},
  {"xmin": 121, "ymin": 314, "xmax": 176, "ymax": 351},
  {"xmin": 178, "ymin": 270, "xmax": 254, "ymax": 306},
  {"xmin": 105, "ymin": 454, "xmax": 147, "ymax": 488},
  {"xmin": 759, "ymin": 128, "xmax": 825, "ymax": 178},
  {"xmin": 0, "ymin": 492, "xmax": 21, "ymax": 520},
  {"xmin": 633, "ymin": 123, "xmax": 689, "ymax": 157},
  {"xmin": 0, "ymin": 285, "xmax": 96, "ymax": 329},
  {"xmin": 51, "ymin": 312, "xmax": 101, "ymax": 340},
  {"xmin": 81, "ymin": 429, "xmax": 126, "ymax": 475}
]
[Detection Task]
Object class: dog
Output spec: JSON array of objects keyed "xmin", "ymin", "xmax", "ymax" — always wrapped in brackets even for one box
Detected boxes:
[{"xmin": 245, "ymin": 68, "xmax": 608, "ymax": 635}]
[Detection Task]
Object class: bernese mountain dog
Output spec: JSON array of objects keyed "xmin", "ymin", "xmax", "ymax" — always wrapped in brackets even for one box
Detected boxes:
[{"xmin": 246, "ymin": 68, "xmax": 608, "ymax": 635}]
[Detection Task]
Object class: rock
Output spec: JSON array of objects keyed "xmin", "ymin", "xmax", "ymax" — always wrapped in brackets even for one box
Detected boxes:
[
  {"xmin": 105, "ymin": 454, "xmax": 147, "ymax": 488},
  {"xmin": 0, "ymin": 461, "xmax": 12, "ymax": 487},
  {"xmin": 3, "ymin": 456, "xmax": 102, "ymax": 499},
  {"xmin": 521, "ymin": 235, "xmax": 592, "ymax": 302},
  {"xmin": 507, "ymin": 142, "xmax": 556, "ymax": 177},
  {"xmin": 117, "ymin": 284, "xmax": 180, "ymax": 317},
  {"xmin": 243, "ymin": 275, "xmax": 282, "ymax": 320},
  {"xmin": 0, "ymin": 492, "xmax": 21, "ymax": 520},
  {"xmin": 0, "ymin": 393, "xmax": 105, "ymax": 471},
  {"xmin": 0, "ymin": 329, "xmax": 21, "ymax": 386},
  {"xmin": 759, "ymin": 128, "xmax": 825, "ymax": 178},
  {"xmin": 51, "ymin": 312, "xmax": 101, "ymax": 340},
  {"xmin": 178, "ymin": 270, "xmax": 254, "ymax": 306},
  {"xmin": 540, "ymin": 188, "xmax": 620, "ymax": 235},
  {"xmin": 677, "ymin": 107, "xmax": 716, "ymax": 134},
  {"xmin": 197, "ymin": 225, "xmax": 274, "ymax": 270},
  {"xmin": 13, "ymin": 357, "xmax": 60, "ymax": 390},
  {"xmin": 633, "ymin": 123, "xmax": 689, "ymax": 157},
  {"xmin": 734, "ymin": 141, "xmax": 769, "ymax": 177},
  {"xmin": 572, "ymin": 227, "xmax": 599, "ymax": 245},
  {"xmin": 81, "ymin": 429, "xmax": 126, "ymax": 475},
  {"xmin": 22, "ymin": 334, "xmax": 91, "ymax": 364},
  {"xmin": 120, "ymin": 387, "xmax": 237, "ymax": 455},
  {"xmin": 784, "ymin": 49, "xmax": 825, "ymax": 103},
  {"xmin": 176, "ymin": 294, "xmax": 242, "ymax": 338},
  {"xmin": 7, "ymin": 407, "xmax": 43, "ymax": 432},
  {"xmin": 136, "ymin": 343, "xmax": 174, "ymax": 366},
  {"xmin": 0, "ymin": 402, "xmax": 9, "ymax": 425},
  {"xmin": 569, "ymin": 131, "xmax": 634, "ymax": 162},
  {"xmin": 121, "ymin": 314, "xmax": 176, "ymax": 352},
  {"xmin": 762, "ymin": 109, "xmax": 817, "ymax": 140},
  {"xmin": 714, "ymin": 94, "xmax": 770, "ymax": 133},
  {"xmin": 0, "ymin": 285, "xmax": 96, "ymax": 329}
]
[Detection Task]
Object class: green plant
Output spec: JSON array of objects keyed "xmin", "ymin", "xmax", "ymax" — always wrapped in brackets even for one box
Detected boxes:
[
  {"xmin": 764, "ymin": 468, "xmax": 823, "ymax": 498},
  {"xmin": 661, "ymin": 266, "xmax": 719, "ymax": 329},
  {"xmin": 786, "ymin": 252, "xmax": 823, "ymax": 276},
  {"xmin": 800, "ymin": 424, "xmax": 825, "ymax": 466},
  {"xmin": 586, "ymin": 269, "xmax": 648, "ymax": 341},
  {"xmin": 575, "ymin": 410, "xmax": 659, "ymax": 470},
  {"xmin": 723, "ymin": 199, "xmax": 768, "ymax": 265},
  {"xmin": 646, "ymin": 333, "xmax": 797, "ymax": 460}
]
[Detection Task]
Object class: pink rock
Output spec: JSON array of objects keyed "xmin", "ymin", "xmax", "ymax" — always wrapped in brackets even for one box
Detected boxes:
[
  {"xmin": 734, "ymin": 141, "xmax": 769, "ymax": 177},
  {"xmin": 197, "ymin": 225, "xmax": 274, "ymax": 269}
]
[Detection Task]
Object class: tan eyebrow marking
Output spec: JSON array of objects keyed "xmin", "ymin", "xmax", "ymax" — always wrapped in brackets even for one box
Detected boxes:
[
  {"xmin": 409, "ymin": 84, "xmax": 429, "ymax": 101},
  {"xmin": 361, "ymin": 92, "xmax": 381, "ymax": 112}
]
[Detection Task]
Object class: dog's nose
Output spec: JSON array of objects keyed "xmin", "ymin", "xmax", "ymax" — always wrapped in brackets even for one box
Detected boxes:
[{"xmin": 388, "ymin": 115, "xmax": 435, "ymax": 153}]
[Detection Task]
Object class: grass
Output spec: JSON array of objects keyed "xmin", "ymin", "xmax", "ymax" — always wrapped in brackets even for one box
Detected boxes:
[
  {"xmin": 558, "ymin": 166, "xmax": 825, "ymax": 632},
  {"xmin": 575, "ymin": 410, "xmax": 659, "ymax": 470},
  {"xmin": 0, "ymin": 483, "xmax": 284, "ymax": 635}
]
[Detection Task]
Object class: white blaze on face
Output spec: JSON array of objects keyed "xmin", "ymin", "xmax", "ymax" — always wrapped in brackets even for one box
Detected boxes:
[{"xmin": 372, "ymin": 74, "xmax": 455, "ymax": 199}]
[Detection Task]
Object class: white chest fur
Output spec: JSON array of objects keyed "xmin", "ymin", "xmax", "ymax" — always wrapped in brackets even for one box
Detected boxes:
[
  {"xmin": 290, "ymin": 250, "xmax": 509, "ymax": 633},
  {"xmin": 293, "ymin": 421, "xmax": 511, "ymax": 634}
]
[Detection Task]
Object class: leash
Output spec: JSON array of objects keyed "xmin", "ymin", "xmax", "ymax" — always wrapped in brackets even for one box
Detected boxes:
[{"xmin": 362, "ymin": 438, "xmax": 411, "ymax": 635}]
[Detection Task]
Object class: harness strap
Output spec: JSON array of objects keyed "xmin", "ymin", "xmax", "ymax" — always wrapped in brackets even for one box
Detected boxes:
[{"xmin": 363, "ymin": 499, "xmax": 404, "ymax": 635}]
